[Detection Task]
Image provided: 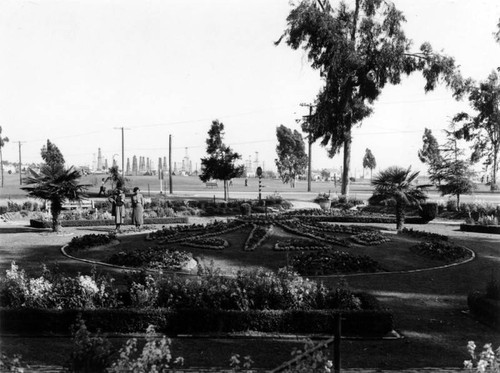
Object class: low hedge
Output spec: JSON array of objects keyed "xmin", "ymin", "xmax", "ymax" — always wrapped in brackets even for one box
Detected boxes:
[
  {"xmin": 29, "ymin": 217, "xmax": 189, "ymax": 228},
  {"xmin": 287, "ymin": 215, "xmax": 425, "ymax": 224},
  {"xmin": 460, "ymin": 224, "xmax": 500, "ymax": 234},
  {"xmin": 467, "ymin": 292, "xmax": 500, "ymax": 330},
  {"xmin": 0, "ymin": 308, "xmax": 394, "ymax": 337}
]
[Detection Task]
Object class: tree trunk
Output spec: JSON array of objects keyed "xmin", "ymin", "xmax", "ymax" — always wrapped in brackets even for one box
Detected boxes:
[
  {"xmin": 341, "ymin": 137, "xmax": 351, "ymax": 196},
  {"xmin": 0, "ymin": 146, "xmax": 3, "ymax": 188},
  {"xmin": 51, "ymin": 201, "xmax": 62, "ymax": 232},
  {"xmin": 396, "ymin": 202, "xmax": 405, "ymax": 231},
  {"xmin": 492, "ymin": 146, "xmax": 498, "ymax": 191},
  {"xmin": 224, "ymin": 179, "xmax": 229, "ymax": 201},
  {"xmin": 456, "ymin": 193, "xmax": 461, "ymax": 210}
]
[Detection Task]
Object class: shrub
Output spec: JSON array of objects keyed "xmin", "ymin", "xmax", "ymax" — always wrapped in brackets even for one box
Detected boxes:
[
  {"xmin": 0, "ymin": 262, "xmax": 119, "ymax": 309},
  {"xmin": 486, "ymin": 277, "xmax": 500, "ymax": 300},
  {"xmin": 67, "ymin": 233, "xmax": 117, "ymax": 251},
  {"xmin": 67, "ymin": 317, "xmax": 113, "ymax": 373},
  {"xmin": 419, "ymin": 202, "xmax": 438, "ymax": 222},
  {"xmin": 240, "ymin": 203, "xmax": 252, "ymax": 216},
  {"xmin": 463, "ymin": 341, "xmax": 500, "ymax": 372},
  {"xmin": 477, "ymin": 215, "xmax": 499, "ymax": 226},
  {"xmin": 110, "ymin": 325, "xmax": 184, "ymax": 372}
]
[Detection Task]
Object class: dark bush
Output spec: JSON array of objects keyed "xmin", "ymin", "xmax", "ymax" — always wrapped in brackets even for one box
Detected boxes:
[
  {"xmin": 419, "ymin": 202, "xmax": 438, "ymax": 222},
  {"xmin": 467, "ymin": 292, "xmax": 500, "ymax": 331},
  {"xmin": 240, "ymin": 203, "xmax": 252, "ymax": 216}
]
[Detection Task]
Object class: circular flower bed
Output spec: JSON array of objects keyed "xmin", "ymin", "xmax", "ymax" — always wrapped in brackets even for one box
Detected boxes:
[
  {"xmin": 291, "ymin": 250, "xmax": 383, "ymax": 276},
  {"xmin": 409, "ymin": 241, "xmax": 472, "ymax": 263},
  {"xmin": 108, "ymin": 247, "xmax": 192, "ymax": 270}
]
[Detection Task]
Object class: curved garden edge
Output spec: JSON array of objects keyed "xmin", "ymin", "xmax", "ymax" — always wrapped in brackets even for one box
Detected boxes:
[
  {"xmin": 60, "ymin": 244, "xmax": 198, "ymax": 275},
  {"xmin": 460, "ymin": 224, "xmax": 500, "ymax": 234},
  {"xmin": 60, "ymin": 241, "xmax": 477, "ymax": 280},
  {"xmin": 0, "ymin": 308, "xmax": 395, "ymax": 338},
  {"xmin": 294, "ymin": 244, "xmax": 476, "ymax": 279}
]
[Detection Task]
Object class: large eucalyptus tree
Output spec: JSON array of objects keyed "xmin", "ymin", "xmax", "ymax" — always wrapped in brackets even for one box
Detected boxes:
[{"xmin": 278, "ymin": 0, "xmax": 462, "ymax": 196}]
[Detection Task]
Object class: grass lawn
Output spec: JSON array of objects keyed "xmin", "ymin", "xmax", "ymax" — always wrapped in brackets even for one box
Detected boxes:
[{"xmin": 0, "ymin": 214, "xmax": 498, "ymax": 369}]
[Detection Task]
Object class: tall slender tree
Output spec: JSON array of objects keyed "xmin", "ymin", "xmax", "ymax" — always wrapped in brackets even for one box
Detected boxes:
[
  {"xmin": 0, "ymin": 126, "xmax": 9, "ymax": 187},
  {"xmin": 41, "ymin": 139, "xmax": 65, "ymax": 169},
  {"xmin": 452, "ymin": 71, "xmax": 500, "ymax": 190},
  {"xmin": 199, "ymin": 120, "xmax": 244, "ymax": 201},
  {"xmin": 275, "ymin": 125, "xmax": 308, "ymax": 188},
  {"xmin": 362, "ymin": 148, "xmax": 376, "ymax": 180},
  {"xmin": 278, "ymin": 0, "xmax": 462, "ymax": 196},
  {"xmin": 418, "ymin": 128, "xmax": 444, "ymax": 184}
]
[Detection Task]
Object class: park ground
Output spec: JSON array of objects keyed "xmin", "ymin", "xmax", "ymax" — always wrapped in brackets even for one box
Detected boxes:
[{"xmin": 0, "ymin": 173, "xmax": 499, "ymax": 370}]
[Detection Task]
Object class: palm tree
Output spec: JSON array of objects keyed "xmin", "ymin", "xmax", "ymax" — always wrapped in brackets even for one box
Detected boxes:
[
  {"xmin": 106, "ymin": 165, "xmax": 127, "ymax": 192},
  {"xmin": 21, "ymin": 164, "xmax": 88, "ymax": 232},
  {"xmin": 369, "ymin": 166, "xmax": 430, "ymax": 231}
]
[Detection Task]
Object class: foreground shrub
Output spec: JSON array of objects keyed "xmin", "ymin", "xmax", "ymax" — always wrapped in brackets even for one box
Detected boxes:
[
  {"xmin": 67, "ymin": 317, "xmax": 113, "ymax": 373},
  {"xmin": 109, "ymin": 325, "xmax": 184, "ymax": 373},
  {"xmin": 0, "ymin": 262, "xmax": 118, "ymax": 309},
  {"xmin": 156, "ymin": 266, "xmax": 366, "ymax": 311},
  {"xmin": 464, "ymin": 341, "xmax": 500, "ymax": 372}
]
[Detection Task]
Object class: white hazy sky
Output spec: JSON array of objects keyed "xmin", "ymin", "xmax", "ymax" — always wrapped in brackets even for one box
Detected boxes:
[{"xmin": 1, "ymin": 0, "xmax": 499, "ymax": 176}]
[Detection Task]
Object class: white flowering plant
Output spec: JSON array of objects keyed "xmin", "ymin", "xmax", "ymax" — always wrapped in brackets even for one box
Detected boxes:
[{"xmin": 464, "ymin": 341, "xmax": 500, "ymax": 372}]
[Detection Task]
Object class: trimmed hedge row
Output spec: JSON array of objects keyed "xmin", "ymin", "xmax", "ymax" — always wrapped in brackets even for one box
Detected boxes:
[
  {"xmin": 467, "ymin": 292, "xmax": 500, "ymax": 330},
  {"xmin": 29, "ymin": 217, "xmax": 189, "ymax": 228},
  {"xmin": 460, "ymin": 224, "xmax": 500, "ymax": 235},
  {"xmin": 0, "ymin": 308, "xmax": 394, "ymax": 337},
  {"xmin": 285, "ymin": 215, "xmax": 425, "ymax": 224}
]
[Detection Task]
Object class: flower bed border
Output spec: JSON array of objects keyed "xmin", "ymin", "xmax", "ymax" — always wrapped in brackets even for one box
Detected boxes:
[
  {"xmin": 460, "ymin": 224, "xmax": 500, "ymax": 234},
  {"xmin": 0, "ymin": 308, "xmax": 394, "ymax": 338},
  {"xmin": 29, "ymin": 217, "xmax": 188, "ymax": 228}
]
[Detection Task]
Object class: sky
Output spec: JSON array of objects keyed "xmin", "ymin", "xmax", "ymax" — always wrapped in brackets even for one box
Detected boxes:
[{"xmin": 0, "ymin": 0, "xmax": 499, "ymax": 177}]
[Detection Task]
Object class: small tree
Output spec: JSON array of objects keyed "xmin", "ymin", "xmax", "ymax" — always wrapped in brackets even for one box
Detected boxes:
[
  {"xmin": 0, "ymin": 126, "xmax": 9, "ymax": 188},
  {"xmin": 369, "ymin": 166, "xmax": 429, "ymax": 231},
  {"xmin": 362, "ymin": 148, "xmax": 376, "ymax": 180},
  {"xmin": 452, "ymin": 71, "xmax": 500, "ymax": 190},
  {"xmin": 418, "ymin": 128, "xmax": 444, "ymax": 185},
  {"xmin": 41, "ymin": 139, "xmax": 65, "ymax": 169},
  {"xmin": 199, "ymin": 120, "xmax": 244, "ymax": 200},
  {"xmin": 430, "ymin": 133, "xmax": 476, "ymax": 207},
  {"xmin": 320, "ymin": 169, "xmax": 330, "ymax": 181},
  {"xmin": 22, "ymin": 164, "xmax": 88, "ymax": 231},
  {"xmin": 275, "ymin": 125, "xmax": 308, "ymax": 188},
  {"xmin": 106, "ymin": 165, "xmax": 128, "ymax": 191}
]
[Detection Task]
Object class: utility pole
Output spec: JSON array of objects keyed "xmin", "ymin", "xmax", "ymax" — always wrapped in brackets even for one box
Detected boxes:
[
  {"xmin": 300, "ymin": 103, "xmax": 316, "ymax": 192},
  {"xmin": 113, "ymin": 127, "xmax": 130, "ymax": 176},
  {"xmin": 16, "ymin": 141, "xmax": 25, "ymax": 185},
  {"xmin": 169, "ymin": 134, "xmax": 173, "ymax": 194}
]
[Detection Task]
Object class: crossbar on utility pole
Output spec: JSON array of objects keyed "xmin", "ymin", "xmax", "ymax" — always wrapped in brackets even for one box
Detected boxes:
[{"xmin": 113, "ymin": 127, "xmax": 130, "ymax": 176}]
